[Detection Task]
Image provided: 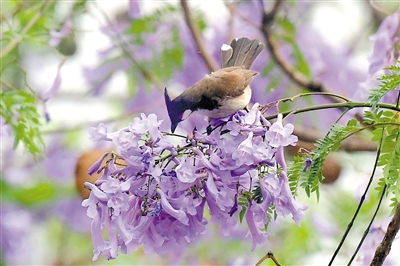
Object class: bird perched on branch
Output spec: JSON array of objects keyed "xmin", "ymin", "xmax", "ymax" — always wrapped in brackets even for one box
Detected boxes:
[{"xmin": 164, "ymin": 37, "xmax": 264, "ymax": 132}]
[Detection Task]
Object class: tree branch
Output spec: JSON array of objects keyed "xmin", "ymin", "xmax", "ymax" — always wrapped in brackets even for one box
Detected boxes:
[
  {"xmin": 180, "ymin": 0, "xmax": 219, "ymax": 72},
  {"xmin": 371, "ymin": 202, "xmax": 400, "ymax": 265},
  {"xmin": 258, "ymin": 0, "xmax": 371, "ymax": 125},
  {"xmin": 293, "ymin": 126, "xmax": 377, "ymax": 152},
  {"xmin": 259, "ymin": 0, "xmax": 340, "ymax": 102},
  {"xmin": 92, "ymin": 3, "xmax": 164, "ymax": 91},
  {"xmin": 1, "ymin": 1, "xmax": 53, "ymax": 58}
]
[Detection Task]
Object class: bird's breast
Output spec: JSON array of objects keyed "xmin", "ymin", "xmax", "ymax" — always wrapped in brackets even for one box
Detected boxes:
[{"xmin": 199, "ymin": 85, "xmax": 252, "ymax": 118}]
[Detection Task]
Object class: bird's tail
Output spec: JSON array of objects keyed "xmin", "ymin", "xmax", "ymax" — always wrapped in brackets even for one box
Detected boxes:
[{"xmin": 221, "ymin": 37, "xmax": 264, "ymax": 69}]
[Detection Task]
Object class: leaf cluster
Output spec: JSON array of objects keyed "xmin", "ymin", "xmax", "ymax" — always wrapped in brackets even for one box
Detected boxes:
[
  {"xmin": 288, "ymin": 63, "xmax": 400, "ymax": 207},
  {"xmin": 1, "ymin": 90, "xmax": 45, "ymax": 157},
  {"xmin": 366, "ymin": 64, "xmax": 400, "ymax": 213}
]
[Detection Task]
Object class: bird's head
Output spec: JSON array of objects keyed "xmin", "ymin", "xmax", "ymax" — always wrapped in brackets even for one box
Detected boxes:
[{"xmin": 164, "ymin": 88, "xmax": 184, "ymax": 133}]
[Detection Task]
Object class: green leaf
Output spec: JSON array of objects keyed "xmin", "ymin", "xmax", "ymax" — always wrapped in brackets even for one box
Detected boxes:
[
  {"xmin": 297, "ymin": 119, "xmax": 360, "ymax": 199},
  {"xmin": 128, "ymin": 18, "xmax": 154, "ymax": 34},
  {"xmin": 1, "ymin": 179, "xmax": 56, "ymax": 206}
]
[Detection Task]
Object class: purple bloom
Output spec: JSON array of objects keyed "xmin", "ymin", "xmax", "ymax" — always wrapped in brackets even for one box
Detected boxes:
[
  {"xmin": 89, "ymin": 123, "xmax": 112, "ymax": 141},
  {"xmin": 129, "ymin": 113, "xmax": 163, "ymax": 141},
  {"xmin": 41, "ymin": 60, "xmax": 65, "ymax": 101},
  {"xmin": 175, "ymin": 157, "xmax": 198, "ymax": 184},
  {"xmin": 88, "ymin": 152, "xmax": 108, "ymax": 175},
  {"xmin": 83, "ymin": 108, "xmax": 306, "ymax": 259},
  {"xmin": 246, "ymin": 202, "xmax": 268, "ymax": 251},
  {"xmin": 265, "ymin": 114, "xmax": 298, "ymax": 147},
  {"xmin": 232, "ymin": 132, "xmax": 255, "ymax": 166},
  {"xmin": 156, "ymin": 188, "xmax": 189, "ymax": 225},
  {"xmin": 276, "ymin": 171, "xmax": 307, "ymax": 225},
  {"xmin": 303, "ymin": 158, "xmax": 312, "ymax": 171},
  {"xmin": 113, "ymin": 130, "xmax": 140, "ymax": 152}
]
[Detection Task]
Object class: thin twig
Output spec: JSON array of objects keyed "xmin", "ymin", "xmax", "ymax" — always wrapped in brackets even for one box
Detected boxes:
[
  {"xmin": 1, "ymin": 1, "xmax": 54, "ymax": 58},
  {"xmin": 91, "ymin": 2, "xmax": 164, "ymax": 91},
  {"xmin": 225, "ymin": 3, "xmax": 237, "ymax": 43},
  {"xmin": 255, "ymin": 251, "xmax": 281, "ymax": 266},
  {"xmin": 293, "ymin": 127, "xmax": 377, "ymax": 152},
  {"xmin": 367, "ymin": 0, "xmax": 391, "ymax": 16},
  {"xmin": 258, "ymin": 0, "xmax": 367, "ymax": 125},
  {"xmin": 348, "ymin": 184, "xmax": 387, "ymax": 265},
  {"xmin": 180, "ymin": 0, "xmax": 218, "ymax": 72},
  {"xmin": 263, "ymin": 102, "xmax": 400, "ymax": 121},
  {"xmin": 259, "ymin": 0, "xmax": 335, "ymax": 99},
  {"xmin": 327, "ymin": 127, "xmax": 385, "ymax": 265},
  {"xmin": 371, "ymin": 201, "xmax": 400, "ymax": 265}
]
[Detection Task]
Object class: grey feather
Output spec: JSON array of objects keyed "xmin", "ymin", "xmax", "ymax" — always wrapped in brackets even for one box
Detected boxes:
[
  {"xmin": 223, "ymin": 37, "xmax": 264, "ymax": 69},
  {"xmin": 221, "ymin": 44, "xmax": 233, "ymax": 68}
]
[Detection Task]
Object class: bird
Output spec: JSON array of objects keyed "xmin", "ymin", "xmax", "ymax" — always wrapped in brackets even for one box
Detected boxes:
[{"xmin": 164, "ymin": 37, "xmax": 264, "ymax": 132}]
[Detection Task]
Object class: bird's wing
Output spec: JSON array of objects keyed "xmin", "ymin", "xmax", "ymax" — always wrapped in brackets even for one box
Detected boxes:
[{"xmin": 181, "ymin": 67, "xmax": 257, "ymax": 103}]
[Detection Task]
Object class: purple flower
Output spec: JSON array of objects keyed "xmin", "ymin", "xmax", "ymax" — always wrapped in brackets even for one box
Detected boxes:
[
  {"xmin": 156, "ymin": 188, "xmax": 189, "ymax": 225},
  {"xmin": 89, "ymin": 123, "xmax": 111, "ymax": 141},
  {"xmin": 303, "ymin": 158, "xmax": 312, "ymax": 171},
  {"xmin": 175, "ymin": 157, "xmax": 198, "ymax": 184},
  {"xmin": 232, "ymin": 132, "xmax": 255, "ymax": 166},
  {"xmin": 113, "ymin": 130, "xmax": 140, "ymax": 152},
  {"xmin": 88, "ymin": 152, "xmax": 108, "ymax": 175},
  {"xmin": 275, "ymin": 171, "xmax": 307, "ymax": 225},
  {"xmin": 129, "ymin": 113, "xmax": 163, "ymax": 141},
  {"xmin": 353, "ymin": 11, "xmax": 400, "ymax": 104},
  {"xmin": 246, "ymin": 202, "xmax": 268, "ymax": 251},
  {"xmin": 83, "ymin": 107, "xmax": 306, "ymax": 259},
  {"xmin": 265, "ymin": 114, "xmax": 298, "ymax": 147}
]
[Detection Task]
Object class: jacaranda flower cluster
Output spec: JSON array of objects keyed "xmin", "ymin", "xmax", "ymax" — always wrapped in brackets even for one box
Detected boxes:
[{"xmin": 82, "ymin": 103, "xmax": 307, "ymax": 260}]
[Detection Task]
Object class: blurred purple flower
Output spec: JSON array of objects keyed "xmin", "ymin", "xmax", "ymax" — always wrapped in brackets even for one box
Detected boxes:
[
  {"xmin": 52, "ymin": 197, "xmax": 92, "ymax": 233},
  {"xmin": 353, "ymin": 11, "xmax": 400, "ymax": 104},
  {"xmin": 41, "ymin": 60, "xmax": 65, "ymax": 122},
  {"xmin": 42, "ymin": 137, "xmax": 77, "ymax": 183},
  {"xmin": 354, "ymin": 219, "xmax": 399, "ymax": 265},
  {"xmin": 0, "ymin": 204, "xmax": 36, "ymax": 264},
  {"xmin": 368, "ymin": 10, "xmax": 400, "ymax": 76},
  {"xmin": 128, "ymin": 0, "xmax": 141, "ymax": 19},
  {"xmin": 83, "ymin": 59, "xmax": 130, "ymax": 95}
]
